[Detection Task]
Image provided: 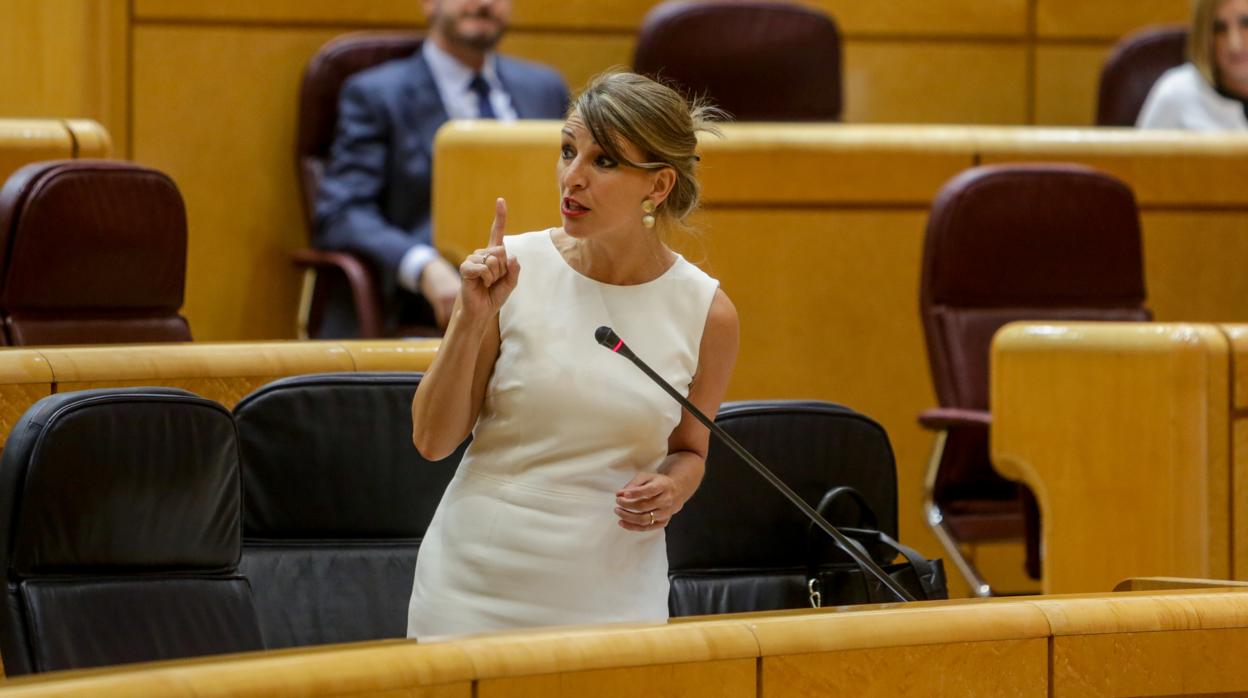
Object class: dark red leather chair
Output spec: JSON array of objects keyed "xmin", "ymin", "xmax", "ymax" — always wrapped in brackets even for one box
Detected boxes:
[
  {"xmin": 1097, "ymin": 25, "xmax": 1188, "ymax": 126},
  {"xmin": 919, "ymin": 164, "xmax": 1150, "ymax": 596},
  {"xmin": 295, "ymin": 33, "xmax": 424, "ymax": 339},
  {"xmin": 0, "ymin": 160, "xmax": 191, "ymax": 345},
  {"xmin": 633, "ymin": 0, "xmax": 842, "ymax": 121}
]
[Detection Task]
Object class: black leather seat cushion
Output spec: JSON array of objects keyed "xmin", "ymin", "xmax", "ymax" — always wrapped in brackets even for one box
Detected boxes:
[{"xmin": 23, "ymin": 577, "xmax": 261, "ymax": 672}]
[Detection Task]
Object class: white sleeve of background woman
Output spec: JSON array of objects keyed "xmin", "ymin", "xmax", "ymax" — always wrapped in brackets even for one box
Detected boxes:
[{"xmin": 1136, "ymin": 65, "xmax": 1191, "ymax": 129}]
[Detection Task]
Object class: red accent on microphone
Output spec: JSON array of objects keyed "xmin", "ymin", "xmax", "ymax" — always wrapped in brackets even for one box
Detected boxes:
[{"xmin": 612, "ymin": 339, "xmax": 624, "ymax": 353}]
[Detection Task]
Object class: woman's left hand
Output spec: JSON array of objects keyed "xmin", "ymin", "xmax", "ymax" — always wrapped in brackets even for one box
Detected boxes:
[{"xmin": 615, "ymin": 472, "xmax": 683, "ymax": 532}]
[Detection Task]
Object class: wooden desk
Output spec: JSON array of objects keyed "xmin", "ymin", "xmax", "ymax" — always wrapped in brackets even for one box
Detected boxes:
[
  {"xmin": 4, "ymin": 589, "xmax": 1248, "ymax": 697},
  {"xmin": 993, "ymin": 322, "xmax": 1245, "ymax": 594}
]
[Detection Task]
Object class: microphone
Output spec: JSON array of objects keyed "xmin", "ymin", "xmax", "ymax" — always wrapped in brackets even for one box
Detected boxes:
[{"xmin": 595, "ymin": 325, "xmax": 915, "ymax": 603}]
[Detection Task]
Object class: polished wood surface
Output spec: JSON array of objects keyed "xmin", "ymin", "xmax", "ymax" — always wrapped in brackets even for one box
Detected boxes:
[
  {"xmin": 993, "ymin": 323, "xmax": 1235, "ymax": 594},
  {"xmin": 436, "ymin": 123, "xmax": 1248, "ymax": 597},
  {"xmin": 0, "ymin": 340, "xmax": 432, "ymax": 444},
  {"xmin": 0, "ymin": 119, "xmax": 111, "ymax": 184},
  {"xmin": 7, "ymin": 590, "xmax": 1248, "ymax": 697},
  {"xmin": 1115, "ymin": 577, "xmax": 1248, "ymax": 592}
]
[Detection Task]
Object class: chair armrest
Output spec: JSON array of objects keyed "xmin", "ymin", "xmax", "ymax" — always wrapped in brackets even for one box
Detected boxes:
[
  {"xmin": 292, "ymin": 248, "xmax": 384, "ymax": 338},
  {"xmin": 917, "ymin": 407, "xmax": 991, "ymax": 431}
]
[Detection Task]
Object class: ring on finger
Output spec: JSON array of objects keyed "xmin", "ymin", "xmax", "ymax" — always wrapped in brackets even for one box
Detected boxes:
[{"xmin": 648, "ymin": 511, "xmax": 656, "ymax": 526}]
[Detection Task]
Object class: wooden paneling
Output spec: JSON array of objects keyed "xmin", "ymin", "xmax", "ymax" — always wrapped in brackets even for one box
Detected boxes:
[
  {"xmin": 10, "ymin": 591, "xmax": 1248, "ymax": 696},
  {"xmin": 1035, "ymin": 0, "xmax": 1189, "ymax": 39},
  {"xmin": 479, "ymin": 660, "xmax": 754, "ymax": 698},
  {"xmin": 131, "ymin": 24, "xmax": 345, "ymax": 341},
  {"xmin": 1034, "ymin": 45, "xmax": 1114, "ymax": 126},
  {"xmin": 1042, "ymin": 592, "xmax": 1248, "ymax": 696},
  {"xmin": 814, "ymin": 0, "xmax": 1028, "ymax": 36},
  {"xmin": 763, "ymin": 640, "xmax": 1047, "ymax": 697},
  {"xmin": 1140, "ymin": 213, "xmax": 1248, "ymax": 323},
  {"xmin": 498, "ymin": 33, "xmax": 634, "ymax": 96},
  {"xmin": 0, "ymin": 0, "xmax": 128, "ymax": 154},
  {"xmin": 992, "ymin": 323, "xmax": 1231, "ymax": 593},
  {"xmin": 843, "ymin": 42, "xmax": 1029, "ymax": 125}
]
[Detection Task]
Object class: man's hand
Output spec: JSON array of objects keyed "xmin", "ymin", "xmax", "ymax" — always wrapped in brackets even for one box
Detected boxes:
[{"xmin": 418, "ymin": 256, "xmax": 462, "ymax": 329}]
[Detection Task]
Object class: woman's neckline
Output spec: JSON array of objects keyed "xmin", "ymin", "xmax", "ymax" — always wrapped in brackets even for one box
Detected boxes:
[{"xmin": 545, "ymin": 228, "xmax": 682, "ymax": 288}]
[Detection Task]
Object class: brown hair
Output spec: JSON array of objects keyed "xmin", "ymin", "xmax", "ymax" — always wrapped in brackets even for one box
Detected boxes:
[
  {"xmin": 569, "ymin": 71, "xmax": 724, "ymax": 224},
  {"xmin": 1191, "ymin": 0, "xmax": 1225, "ymax": 86}
]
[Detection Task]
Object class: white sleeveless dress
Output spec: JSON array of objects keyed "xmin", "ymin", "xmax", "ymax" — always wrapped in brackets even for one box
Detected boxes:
[{"xmin": 407, "ymin": 229, "xmax": 720, "ymax": 639}]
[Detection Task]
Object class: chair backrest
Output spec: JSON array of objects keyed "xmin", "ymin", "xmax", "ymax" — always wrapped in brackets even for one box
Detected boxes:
[
  {"xmin": 0, "ymin": 160, "xmax": 191, "ymax": 345},
  {"xmin": 233, "ymin": 373, "xmax": 464, "ymax": 648},
  {"xmin": 633, "ymin": 0, "xmax": 842, "ymax": 121},
  {"xmin": 920, "ymin": 164, "xmax": 1150, "ymax": 413},
  {"xmin": 295, "ymin": 33, "xmax": 423, "ymax": 232},
  {"xmin": 666, "ymin": 400, "xmax": 896, "ymax": 615},
  {"xmin": 0, "ymin": 388, "xmax": 262, "ymax": 675},
  {"xmin": 1097, "ymin": 25, "xmax": 1188, "ymax": 126}
]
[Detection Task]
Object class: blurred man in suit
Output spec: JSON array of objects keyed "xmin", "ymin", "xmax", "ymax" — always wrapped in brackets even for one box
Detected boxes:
[{"xmin": 315, "ymin": 0, "xmax": 570, "ymax": 336}]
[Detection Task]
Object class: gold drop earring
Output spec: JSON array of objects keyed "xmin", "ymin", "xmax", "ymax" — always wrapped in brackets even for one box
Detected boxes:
[{"xmin": 641, "ymin": 200, "xmax": 656, "ymax": 228}]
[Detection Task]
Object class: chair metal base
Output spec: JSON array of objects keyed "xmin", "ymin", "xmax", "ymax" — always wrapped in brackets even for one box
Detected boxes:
[{"xmin": 923, "ymin": 429, "xmax": 994, "ymax": 598}]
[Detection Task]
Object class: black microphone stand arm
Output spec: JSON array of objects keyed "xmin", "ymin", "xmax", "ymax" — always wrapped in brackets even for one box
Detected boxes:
[{"xmin": 595, "ymin": 326, "xmax": 915, "ymax": 604}]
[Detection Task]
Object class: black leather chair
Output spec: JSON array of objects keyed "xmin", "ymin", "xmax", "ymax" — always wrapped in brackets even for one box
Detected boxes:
[
  {"xmin": 0, "ymin": 388, "xmax": 262, "ymax": 675},
  {"xmin": 633, "ymin": 0, "xmax": 842, "ymax": 121},
  {"xmin": 919, "ymin": 164, "xmax": 1150, "ymax": 596},
  {"xmin": 234, "ymin": 373, "xmax": 464, "ymax": 648},
  {"xmin": 666, "ymin": 400, "xmax": 898, "ymax": 616}
]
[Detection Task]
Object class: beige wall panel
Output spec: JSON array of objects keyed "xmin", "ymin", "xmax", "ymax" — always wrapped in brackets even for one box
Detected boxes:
[
  {"xmin": 974, "ymin": 131, "xmax": 1248, "ymax": 207},
  {"xmin": 498, "ymin": 33, "xmax": 634, "ymax": 95},
  {"xmin": 478, "ymin": 659, "xmax": 754, "ymax": 698},
  {"xmin": 133, "ymin": 0, "xmax": 1028, "ymax": 36},
  {"xmin": 812, "ymin": 0, "xmax": 1027, "ymax": 36},
  {"xmin": 134, "ymin": 0, "xmax": 648, "ymax": 31},
  {"xmin": 1141, "ymin": 213, "xmax": 1248, "ymax": 324},
  {"xmin": 1036, "ymin": 0, "xmax": 1189, "ymax": 39},
  {"xmin": 697, "ymin": 209, "xmax": 938, "ymax": 560},
  {"xmin": 0, "ymin": 0, "xmax": 128, "ymax": 154},
  {"xmin": 1053, "ymin": 628, "xmax": 1248, "ymax": 696},
  {"xmin": 993, "ymin": 324, "xmax": 1230, "ymax": 594},
  {"xmin": 132, "ymin": 25, "xmax": 349, "ymax": 340},
  {"xmin": 1034, "ymin": 44, "xmax": 1114, "ymax": 126},
  {"xmin": 762, "ymin": 639, "xmax": 1046, "ymax": 697},
  {"xmin": 842, "ymin": 42, "xmax": 1028, "ymax": 125}
]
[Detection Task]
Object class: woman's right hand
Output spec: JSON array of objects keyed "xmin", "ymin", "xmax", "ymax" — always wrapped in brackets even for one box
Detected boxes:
[{"xmin": 459, "ymin": 197, "xmax": 520, "ymax": 320}]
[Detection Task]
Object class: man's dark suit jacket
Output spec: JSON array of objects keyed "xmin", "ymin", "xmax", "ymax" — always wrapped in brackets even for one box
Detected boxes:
[{"xmin": 313, "ymin": 46, "xmax": 569, "ymax": 336}]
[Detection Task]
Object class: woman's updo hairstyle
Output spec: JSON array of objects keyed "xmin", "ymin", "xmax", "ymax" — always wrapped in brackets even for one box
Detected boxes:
[{"xmin": 570, "ymin": 71, "xmax": 724, "ymax": 225}]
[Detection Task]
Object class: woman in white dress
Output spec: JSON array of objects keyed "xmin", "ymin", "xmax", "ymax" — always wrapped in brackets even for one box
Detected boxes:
[
  {"xmin": 407, "ymin": 71, "xmax": 739, "ymax": 640},
  {"xmin": 1138, "ymin": 0, "xmax": 1248, "ymax": 129}
]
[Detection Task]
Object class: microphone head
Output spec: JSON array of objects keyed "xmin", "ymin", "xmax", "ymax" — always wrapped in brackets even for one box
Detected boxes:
[{"xmin": 595, "ymin": 326, "xmax": 620, "ymax": 348}]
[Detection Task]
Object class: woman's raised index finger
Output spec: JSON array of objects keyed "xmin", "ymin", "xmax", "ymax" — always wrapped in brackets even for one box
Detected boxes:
[{"xmin": 489, "ymin": 197, "xmax": 507, "ymax": 248}]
